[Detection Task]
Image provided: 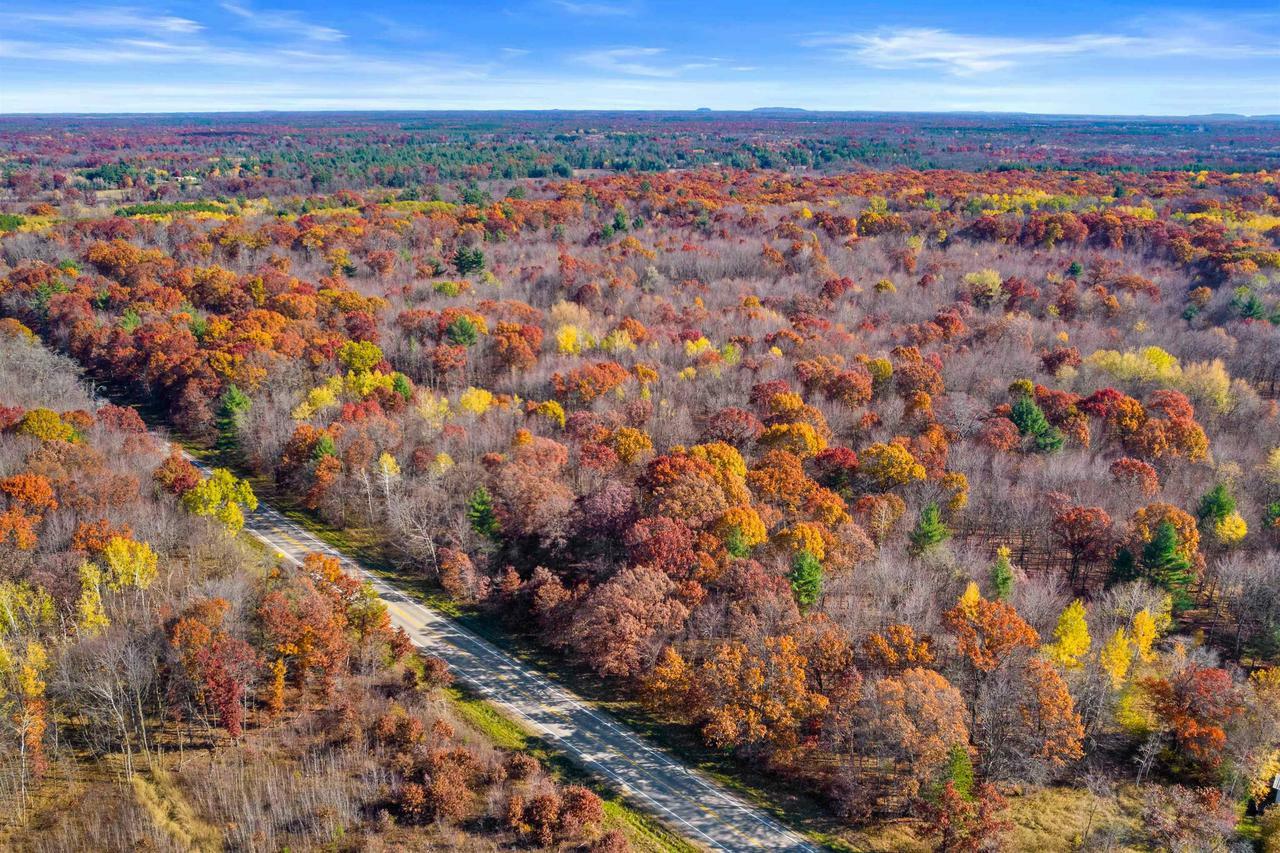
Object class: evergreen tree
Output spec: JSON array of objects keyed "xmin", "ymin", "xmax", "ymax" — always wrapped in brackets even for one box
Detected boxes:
[
  {"xmin": 466, "ymin": 487, "xmax": 500, "ymax": 540},
  {"xmin": 1141, "ymin": 521, "xmax": 1195, "ymax": 610},
  {"xmin": 1010, "ymin": 394, "xmax": 1049, "ymax": 436},
  {"xmin": 445, "ymin": 315, "xmax": 480, "ymax": 347},
  {"xmin": 1010, "ymin": 394, "xmax": 1064, "ymax": 454},
  {"xmin": 1032, "ymin": 427, "xmax": 1065, "ymax": 454},
  {"xmin": 1109, "ymin": 547, "xmax": 1138, "ymax": 585},
  {"xmin": 909, "ymin": 502, "xmax": 950, "ymax": 555},
  {"xmin": 789, "ymin": 551, "xmax": 823, "ymax": 609},
  {"xmin": 989, "ymin": 546, "xmax": 1015, "ymax": 600},
  {"xmin": 453, "ymin": 246, "xmax": 486, "ymax": 275},
  {"xmin": 934, "ymin": 744, "xmax": 975, "ymax": 801},
  {"xmin": 392, "ymin": 373, "xmax": 413, "ymax": 402},
  {"xmin": 311, "ymin": 433, "xmax": 337, "ymax": 460},
  {"xmin": 1196, "ymin": 483, "xmax": 1235, "ymax": 526},
  {"xmin": 217, "ymin": 384, "xmax": 251, "ymax": 452},
  {"xmin": 1266, "ymin": 502, "xmax": 1280, "ymax": 530}
]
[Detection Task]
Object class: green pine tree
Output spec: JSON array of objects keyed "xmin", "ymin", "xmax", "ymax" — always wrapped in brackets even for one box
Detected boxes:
[
  {"xmin": 1196, "ymin": 483, "xmax": 1235, "ymax": 526},
  {"xmin": 1141, "ymin": 521, "xmax": 1195, "ymax": 610},
  {"xmin": 445, "ymin": 315, "xmax": 480, "ymax": 347},
  {"xmin": 1032, "ymin": 426, "xmax": 1065, "ymax": 453},
  {"xmin": 311, "ymin": 433, "xmax": 337, "ymax": 460},
  {"xmin": 467, "ymin": 487, "xmax": 500, "ymax": 540},
  {"xmin": 789, "ymin": 551, "xmax": 823, "ymax": 609},
  {"xmin": 453, "ymin": 246, "xmax": 486, "ymax": 275},
  {"xmin": 910, "ymin": 502, "xmax": 950, "ymax": 555},
  {"xmin": 990, "ymin": 547, "xmax": 1015, "ymax": 600},
  {"xmin": 926, "ymin": 743, "xmax": 976, "ymax": 803},
  {"xmin": 1109, "ymin": 547, "xmax": 1138, "ymax": 585},
  {"xmin": 1010, "ymin": 394, "xmax": 1064, "ymax": 454},
  {"xmin": 943, "ymin": 744, "xmax": 975, "ymax": 800},
  {"xmin": 392, "ymin": 372, "xmax": 414, "ymax": 402},
  {"xmin": 217, "ymin": 384, "xmax": 251, "ymax": 452},
  {"xmin": 1010, "ymin": 394, "xmax": 1049, "ymax": 436}
]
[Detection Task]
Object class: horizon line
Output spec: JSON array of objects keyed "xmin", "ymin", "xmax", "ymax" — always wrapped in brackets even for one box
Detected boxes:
[{"xmin": 2, "ymin": 107, "xmax": 1279, "ymax": 121}]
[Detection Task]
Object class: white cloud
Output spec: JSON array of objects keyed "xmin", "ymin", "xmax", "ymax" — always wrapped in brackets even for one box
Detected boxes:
[
  {"xmin": 0, "ymin": 35, "xmax": 493, "ymax": 82},
  {"xmin": 221, "ymin": 1, "xmax": 345, "ymax": 42},
  {"xmin": 1, "ymin": 7, "xmax": 203, "ymax": 36},
  {"xmin": 575, "ymin": 46, "xmax": 674, "ymax": 77},
  {"xmin": 4, "ymin": 6, "xmax": 1279, "ymax": 115},
  {"xmin": 809, "ymin": 28, "xmax": 1137, "ymax": 75},
  {"xmin": 573, "ymin": 47, "xmax": 724, "ymax": 77},
  {"xmin": 809, "ymin": 21, "xmax": 1280, "ymax": 76},
  {"xmin": 552, "ymin": 1, "xmax": 636, "ymax": 17}
]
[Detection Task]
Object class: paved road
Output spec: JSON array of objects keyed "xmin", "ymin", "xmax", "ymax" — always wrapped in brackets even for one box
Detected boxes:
[{"xmin": 196, "ymin": 460, "xmax": 820, "ymax": 852}]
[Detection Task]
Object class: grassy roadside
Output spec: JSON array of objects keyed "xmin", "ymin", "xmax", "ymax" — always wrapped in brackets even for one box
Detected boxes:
[{"xmin": 447, "ymin": 684, "xmax": 698, "ymax": 853}]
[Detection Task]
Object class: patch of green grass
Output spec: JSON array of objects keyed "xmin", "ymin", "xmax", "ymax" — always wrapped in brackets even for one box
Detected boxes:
[
  {"xmin": 445, "ymin": 684, "xmax": 695, "ymax": 853},
  {"xmin": 446, "ymin": 685, "xmax": 529, "ymax": 752},
  {"xmin": 603, "ymin": 800, "xmax": 701, "ymax": 853}
]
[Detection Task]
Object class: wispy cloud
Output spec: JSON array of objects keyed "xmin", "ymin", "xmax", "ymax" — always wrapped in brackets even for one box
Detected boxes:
[
  {"xmin": 0, "ymin": 34, "xmax": 491, "ymax": 80},
  {"xmin": 575, "ymin": 46, "xmax": 672, "ymax": 76},
  {"xmin": 809, "ymin": 28, "xmax": 1136, "ymax": 75},
  {"xmin": 809, "ymin": 20, "xmax": 1280, "ymax": 76},
  {"xmin": 1, "ymin": 6, "xmax": 203, "ymax": 36},
  {"xmin": 221, "ymin": 1, "xmax": 345, "ymax": 42},
  {"xmin": 574, "ymin": 46, "xmax": 723, "ymax": 77},
  {"xmin": 552, "ymin": 1, "xmax": 636, "ymax": 17},
  {"xmin": 366, "ymin": 14, "xmax": 434, "ymax": 43}
]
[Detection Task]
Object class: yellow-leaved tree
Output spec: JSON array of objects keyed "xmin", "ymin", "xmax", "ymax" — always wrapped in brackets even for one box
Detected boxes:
[
  {"xmin": 181, "ymin": 468, "xmax": 258, "ymax": 534},
  {"xmin": 1045, "ymin": 599, "xmax": 1091, "ymax": 668},
  {"xmin": 102, "ymin": 536, "xmax": 158, "ymax": 591},
  {"xmin": 1098, "ymin": 627, "xmax": 1132, "ymax": 688},
  {"xmin": 1131, "ymin": 608, "xmax": 1158, "ymax": 662},
  {"xmin": 75, "ymin": 561, "xmax": 110, "ymax": 635}
]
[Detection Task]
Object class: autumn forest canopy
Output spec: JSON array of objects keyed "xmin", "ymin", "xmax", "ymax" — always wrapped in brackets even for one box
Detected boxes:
[{"xmin": 3, "ymin": 110, "xmax": 1280, "ymax": 851}]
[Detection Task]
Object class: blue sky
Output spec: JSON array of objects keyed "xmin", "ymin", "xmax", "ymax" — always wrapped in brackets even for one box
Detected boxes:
[{"xmin": 2, "ymin": 1, "xmax": 1279, "ymax": 114}]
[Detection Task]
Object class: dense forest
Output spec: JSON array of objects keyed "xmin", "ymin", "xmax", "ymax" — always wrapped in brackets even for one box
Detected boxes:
[{"xmin": 3, "ymin": 112, "xmax": 1280, "ymax": 851}]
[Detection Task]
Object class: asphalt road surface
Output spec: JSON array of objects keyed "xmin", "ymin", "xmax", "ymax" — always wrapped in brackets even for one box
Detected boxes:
[{"xmin": 208, "ymin": 464, "xmax": 820, "ymax": 852}]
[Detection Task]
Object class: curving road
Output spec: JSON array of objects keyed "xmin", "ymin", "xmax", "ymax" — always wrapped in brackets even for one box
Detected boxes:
[{"xmin": 201, "ymin": 459, "xmax": 820, "ymax": 852}]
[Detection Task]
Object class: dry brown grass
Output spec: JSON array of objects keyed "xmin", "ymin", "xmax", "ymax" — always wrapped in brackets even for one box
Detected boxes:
[
  {"xmin": 1003, "ymin": 784, "xmax": 1145, "ymax": 852},
  {"xmin": 819, "ymin": 783, "xmax": 1147, "ymax": 853},
  {"xmin": 130, "ymin": 764, "xmax": 223, "ymax": 852}
]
